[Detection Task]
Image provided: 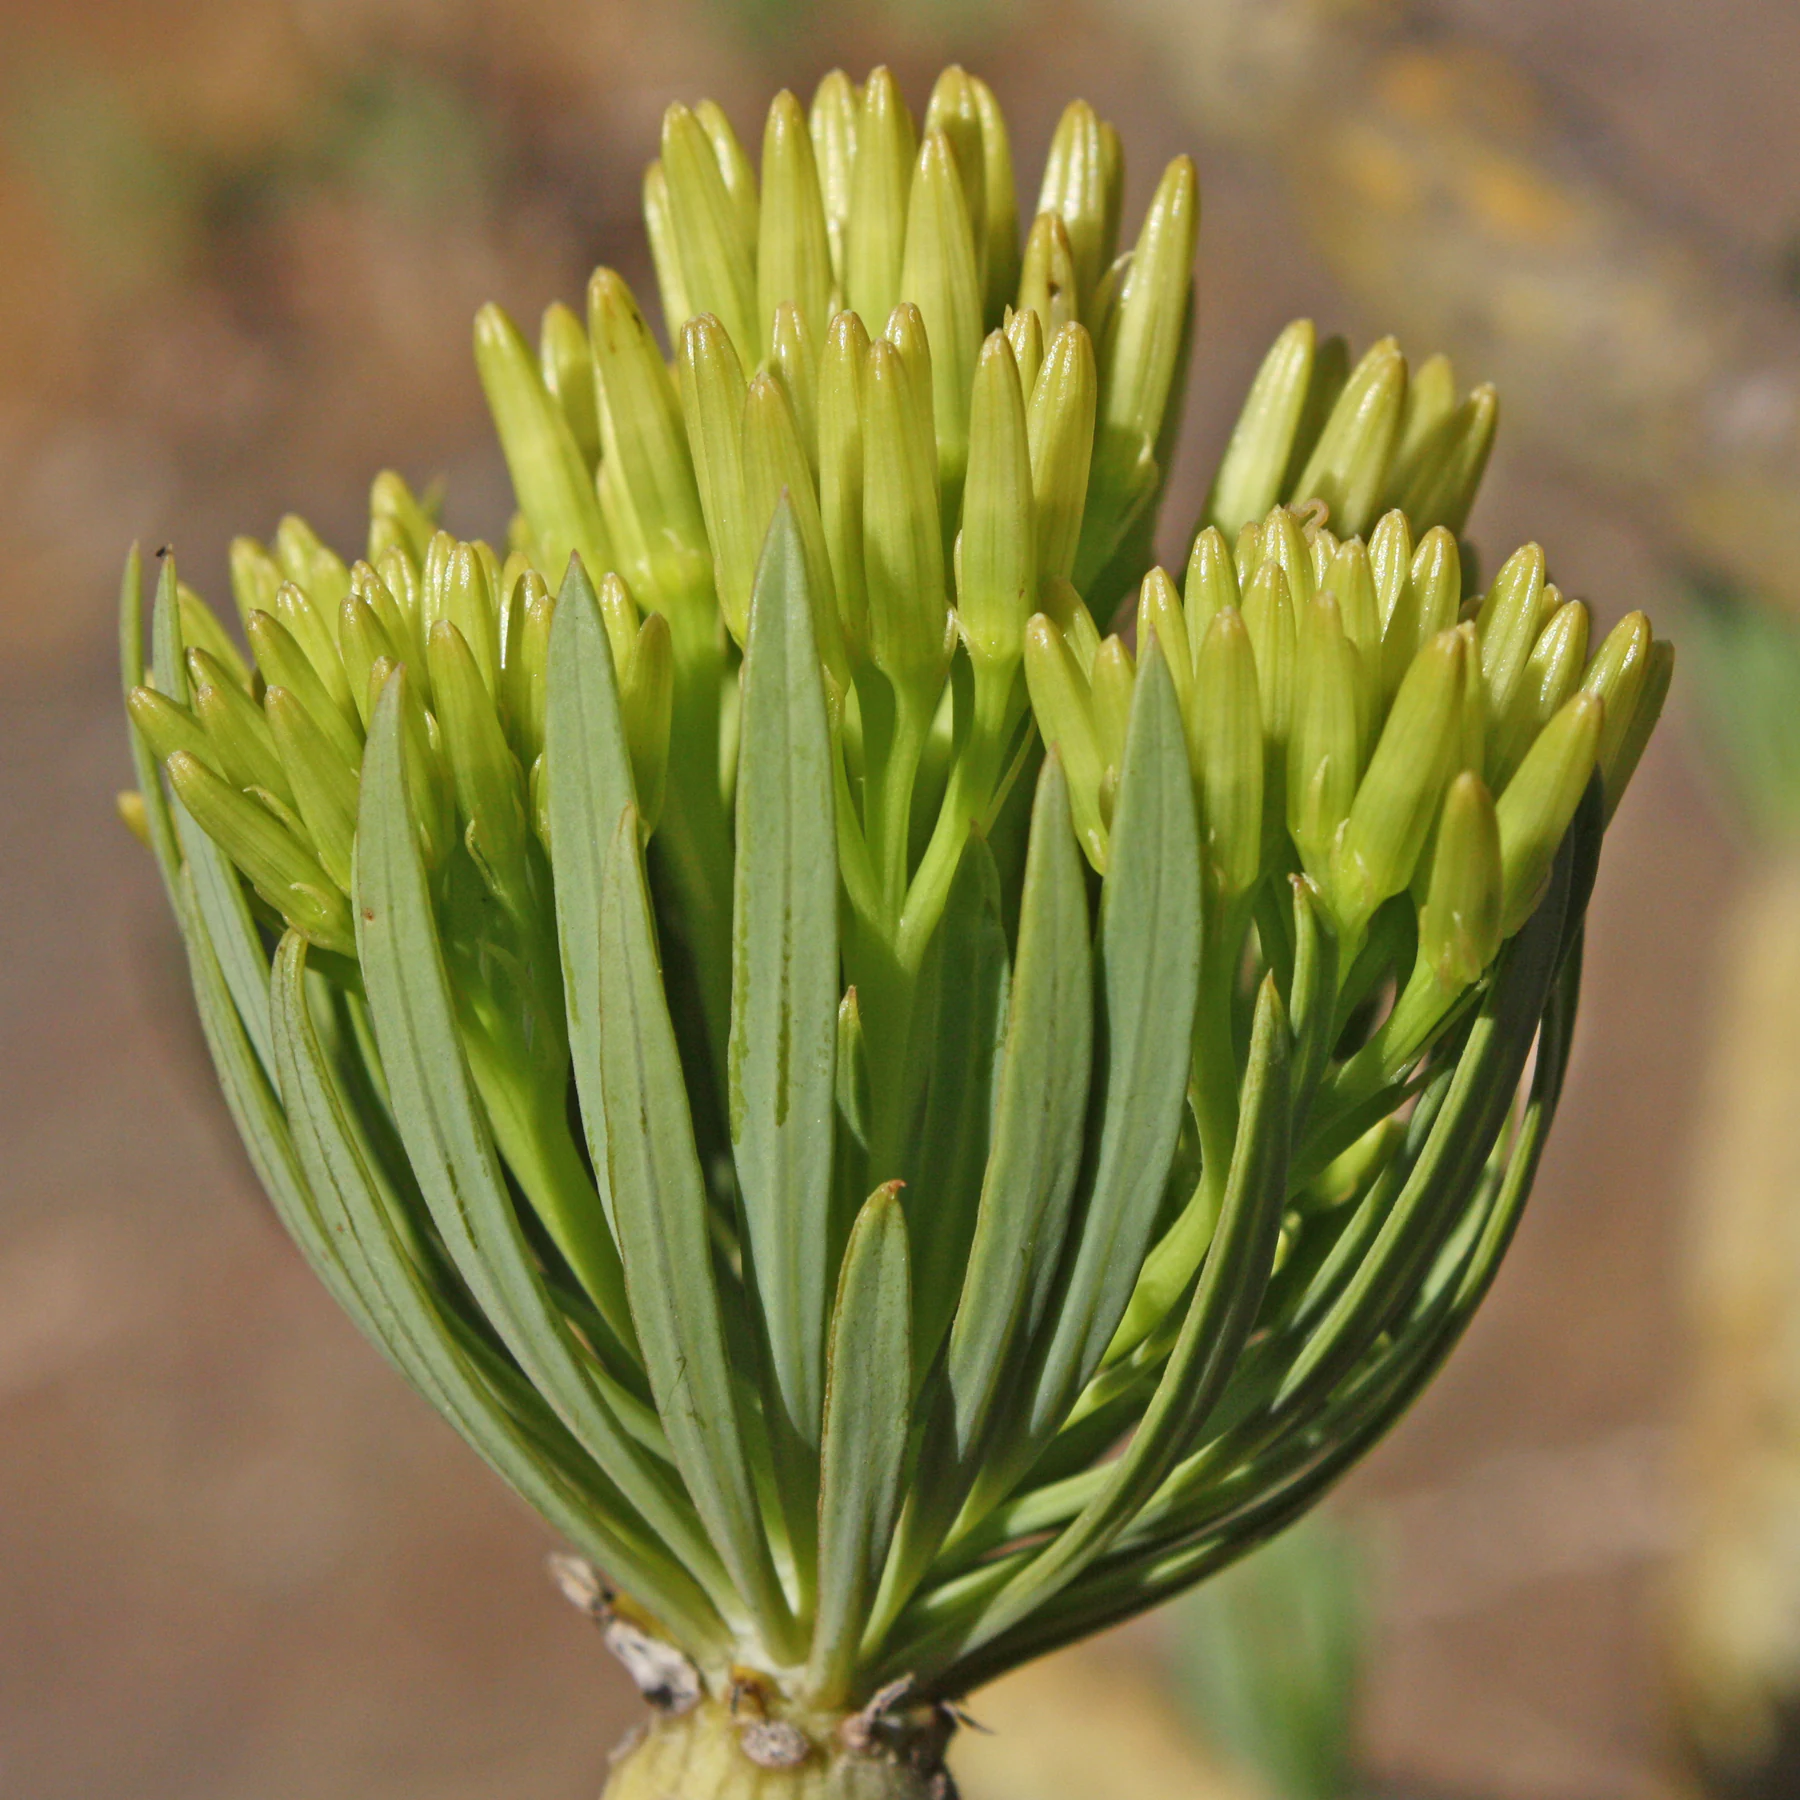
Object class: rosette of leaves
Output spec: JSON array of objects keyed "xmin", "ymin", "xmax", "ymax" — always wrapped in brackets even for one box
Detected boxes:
[{"xmin": 120, "ymin": 66, "xmax": 1670, "ymax": 1800}]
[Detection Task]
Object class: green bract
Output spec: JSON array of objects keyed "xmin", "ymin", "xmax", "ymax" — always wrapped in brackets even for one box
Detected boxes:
[{"xmin": 121, "ymin": 65, "xmax": 1669, "ymax": 1797}]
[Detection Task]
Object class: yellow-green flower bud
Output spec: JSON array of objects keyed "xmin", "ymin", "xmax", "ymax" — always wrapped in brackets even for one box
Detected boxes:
[
  {"xmin": 428, "ymin": 619, "xmax": 531, "ymax": 913},
  {"xmin": 967, "ymin": 74, "xmax": 1019, "ymax": 324},
  {"xmin": 1036, "ymin": 99, "xmax": 1117, "ymax": 315},
  {"xmin": 901, "ymin": 130, "xmax": 983, "ymax": 501},
  {"xmin": 538, "ymin": 301, "xmax": 600, "ymax": 472},
  {"xmin": 1395, "ymin": 382, "xmax": 1498, "ymax": 538},
  {"xmin": 1027, "ymin": 321, "xmax": 1096, "ymax": 589},
  {"xmin": 621, "ymin": 611, "xmax": 674, "ymax": 836},
  {"xmin": 1419, "ymin": 768, "xmax": 1502, "ymax": 988},
  {"xmin": 818, "ymin": 310, "xmax": 870, "ymax": 665},
  {"xmin": 882, "ymin": 302, "xmax": 938, "ymax": 490},
  {"xmin": 474, "ymin": 301, "xmax": 612, "ymax": 582},
  {"xmin": 1192, "ymin": 606, "xmax": 1264, "ymax": 899},
  {"xmin": 176, "ymin": 585, "xmax": 250, "ymax": 693},
  {"xmin": 1321, "ymin": 534, "xmax": 1380, "ymax": 664},
  {"xmin": 1291, "ymin": 336, "xmax": 1406, "ymax": 538},
  {"xmin": 1289, "ymin": 591, "xmax": 1365, "ymax": 879},
  {"xmin": 768, "ymin": 301, "xmax": 819, "ymax": 475},
  {"xmin": 862, "ymin": 336, "xmax": 948, "ymax": 707},
  {"xmin": 368, "ymin": 470, "xmax": 436, "ymax": 568},
  {"xmin": 758, "ymin": 90, "xmax": 833, "ymax": 353},
  {"xmin": 1491, "ymin": 597, "xmax": 1589, "ymax": 788},
  {"xmin": 1334, "ymin": 626, "xmax": 1465, "ymax": 928},
  {"xmin": 742, "ymin": 369, "xmax": 849, "ymax": 689},
  {"xmin": 660, "ymin": 103, "xmax": 758, "ymax": 356},
  {"xmin": 1003, "ymin": 303, "xmax": 1044, "ymax": 399},
  {"xmin": 166, "ymin": 749, "xmax": 354, "ymax": 954},
  {"xmin": 1205, "ymin": 319, "xmax": 1316, "ymax": 537},
  {"xmin": 1019, "ymin": 210, "xmax": 1080, "ymax": 337},
  {"xmin": 642, "ymin": 159, "xmax": 690, "ymax": 335},
  {"xmin": 957, "ymin": 332, "xmax": 1035, "ymax": 671},
  {"xmin": 1475, "ymin": 542, "xmax": 1550, "ymax": 726},
  {"xmin": 275, "ymin": 514, "xmax": 351, "ymax": 613},
  {"xmin": 1258, "ymin": 504, "xmax": 1316, "ymax": 608},
  {"xmin": 441, "ymin": 540, "xmax": 500, "ymax": 698},
  {"xmin": 338, "ymin": 594, "xmax": 399, "ymax": 729},
  {"xmin": 598, "ymin": 572, "xmax": 642, "ymax": 681},
  {"xmin": 1135, "ymin": 566, "xmax": 1189, "ymax": 711},
  {"xmin": 1381, "ymin": 525, "xmax": 1461, "ymax": 702},
  {"xmin": 1368, "ymin": 508, "xmax": 1411, "ymax": 633},
  {"xmin": 1579, "ymin": 610, "xmax": 1653, "ymax": 799},
  {"xmin": 1023, "ymin": 614, "xmax": 1107, "ymax": 869},
  {"xmin": 247, "ymin": 609, "xmax": 361, "ymax": 766},
  {"xmin": 271, "ymin": 578, "xmax": 351, "ymax": 713},
  {"xmin": 1391, "ymin": 352, "xmax": 1456, "ymax": 480},
  {"xmin": 1183, "ymin": 523, "xmax": 1240, "ymax": 658},
  {"xmin": 1599, "ymin": 636, "xmax": 1673, "ymax": 820},
  {"xmin": 923, "ymin": 68, "xmax": 989, "ymax": 291},
  {"xmin": 588, "ymin": 269, "xmax": 710, "ymax": 611},
  {"xmin": 228, "ymin": 536, "xmax": 282, "ymax": 635},
  {"xmin": 1089, "ymin": 635, "xmax": 1136, "ymax": 814},
  {"xmin": 1241, "ymin": 556, "xmax": 1296, "ymax": 755},
  {"xmin": 847, "ymin": 67, "xmax": 915, "ymax": 331},
  {"xmin": 188, "ymin": 650, "xmax": 292, "ymax": 805},
  {"xmin": 808, "ymin": 70, "xmax": 858, "ymax": 297},
  {"xmin": 677, "ymin": 313, "xmax": 756, "ymax": 643},
  {"xmin": 265, "ymin": 685, "xmax": 359, "ymax": 892},
  {"xmin": 1495, "ymin": 690, "xmax": 1602, "ymax": 936},
  {"xmin": 128, "ymin": 684, "xmax": 217, "ymax": 776},
  {"xmin": 503, "ymin": 569, "xmax": 555, "ymax": 771}
]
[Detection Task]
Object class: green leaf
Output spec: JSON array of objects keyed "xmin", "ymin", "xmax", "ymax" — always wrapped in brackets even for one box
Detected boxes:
[
  {"xmin": 730, "ymin": 500, "xmax": 839, "ymax": 1464},
  {"xmin": 353, "ymin": 673, "xmax": 736, "ymax": 1617},
  {"xmin": 544, "ymin": 555, "xmax": 637, "ymax": 1234},
  {"xmin": 268, "ymin": 933, "xmax": 730, "ymax": 1655},
  {"xmin": 597, "ymin": 804, "xmax": 801, "ymax": 1663},
  {"xmin": 974, "ymin": 639, "xmax": 1201, "ymax": 1510},
  {"xmin": 888, "ymin": 832, "xmax": 1010, "ymax": 1381},
  {"xmin": 809, "ymin": 1184, "xmax": 913, "ymax": 1705}
]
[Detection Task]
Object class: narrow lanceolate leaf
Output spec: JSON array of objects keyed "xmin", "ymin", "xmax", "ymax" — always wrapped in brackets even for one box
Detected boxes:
[
  {"xmin": 809, "ymin": 1185, "xmax": 912, "ymax": 1705},
  {"xmin": 977, "ymin": 641, "xmax": 1202, "ymax": 1507},
  {"xmin": 269, "ymin": 935, "xmax": 730, "ymax": 1658},
  {"xmin": 730, "ymin": 501, "xmax": 839, "ymax": 1463},
  {"xmin": 890, "ymin": 834, "xmax": 1011, "ymax": 1379},
  {"xmin": 352, "ymin": 677, "xmax": 738, "ymax": 1614},
  {"xmin": 544, "ymin": 556, "xmax": 638, "ymax": 1231},
  {"xmin": 474, "ymin": 303, "xmax": 612, "ymax": 581},
  {"xmin": 936, "ymin": 976, "xmax": 1290, "ymax": 1666},
  {"xmin": 923, "ymin": 756, "xmax": 1091, "ymax": 1521},
  {"xmin": 597, "ymin": 805, "xmax": 800, "ymax": 1663}
]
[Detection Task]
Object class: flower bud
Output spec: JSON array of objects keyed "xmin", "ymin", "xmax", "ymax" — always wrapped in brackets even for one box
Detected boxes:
[
  {"xmin": 1258, "ymin": 504, "xmax": 1316, "ymax": 608},
  {"xmin": 247, "ymin": 609, "xmax": 362, "ymax": 766},
  {"xmin": 1089, "ymin": 635, "xmax": 1135, "ymax": 804},
  {"xmin": 1192, "ymin": 607, "xmax": 1264, "ymax": 899},
  {"xmin": 440, "ymin": 540, "xmax": 500, "ymax": 697},
  {"xmin": 1019, "ymin": 210, "xmax": 1080, "ymax": 337},
  {"xmin": 1027, "ymin": 322, "xmax": 1097, "ymax": 589},
  {"xmin": 1290, "ymin": 336, "xmax": 1406, "ymax": 538},
  {"xmin": 818, "ymin": 311, "xmax": 870, "ymax": 664},
  {"xmin": 882, "ymin": 303, "xmax": 938, "ymax": 489},
  {"xmin": 642, "ymin": 159, "xmax": 690, "ymax": 333},
  {"xmin": 659, "ymin": 102, "xmax": 758, "ymax": 356},
  {"xmin": 1579, "ymin": 610, "xmax": 1653, "ymax": 800},
  {"xmin": 1183, "ymin": 524, "xmax": 1240, "ymax": 659},
  {"xmin": 758, "ymin": 89, "xmax": 833, "ymax": 352},
  {"xmin": 1368, "ymin": 508, "xmax": 1412, "ymax": 634},
  {"xmin": 677, "ymin": 313, "xmax": 756, "ymax": 642},
  {"xmin": 768, "ymin": 301, "xmax": 819, "ymax": 474},
  {"xmin": 1024, "ymin": 613, "xmax": 1108, "ymax": 868},
  {"xmin": 428, "ymin": 619, "xmax": 531, "ymax": 913},
  {"xmin": 1334, "ymin": 626, "xmax": 1465, "ymax": 928},
  {"xmin": 1391, "ymin": 351, "xmax": 1456, "ymax": 482},
  {"xmin": 1289, "ymin": 591, "xmax": 1364, "ymax": 878},
  {"xmin": 166, "ymin": 749, "xmax": 353, "ymax": 952},
  {"xmin": 503, "ymin": 569, "xmax": 555, "ymax": 770},
  {"xmin": 923, "ymin": 68, "xmax": 989, "ymax": 286},
  {"xmin": 957, "ymin": 332, "xmax": 1036, "ymax": 670},
  {"xmin": 1035, "ymin": 98, "xmax": 1117, "ymax": 314},
  {"xmin": 1004, "ymin": 303, "xmax": 1044, "ymax": 398},
  {"xmin": 1496, "ymin": 691, "xmax": 1602, "ymax": 936},
  {"xmin": 621, "ymin": 611, "xmax": 674, "ymax": 836},
  {"xmin": 474, "ymin": 301, "xmax": 612, "ymax": 582},
  {"xmin": 1600, "ymin": 637, "xmax": 1673, "ymax": 820},
  {"xmin": 598, "ymin": 572, "xmax": 642, "ymax": 680},
  {"xmin": 228, "ymin": 536, "xmax": 283, "ymax": 634},
  {"xmin": 1241, "ymin": 556, "xmax": 1296, "ymax": 754},
  {"xmin": 1135, "ymin": 566, "xmax": 1189, "ymax": 709},
  {"xmin": 807, "ymin": 71, "xmax": 857, "ymax": 296},
  {"xmin": 1419, "ymin": 769, "xmax": 1502, "ymax": 988},
  {"xmin": 338, "ymin": 594, "xmax": 399, "ymax": 728},
  {"xmin": 1475, "ymin": 541, "xmax": 1550, "ymax": 727},
  {"xmin": 265, "ymin": 685, "xmax": 359, "ymax": 891},
  {"xmin": 901, "ymin": 131, "xmax": 983, "ymax": 499},
  {"xmin": 175, "ymin": 585, "xmax": 250, "ymax": 692},
  {"xmin": 128, "ymin": 685, "xmax": 217, "ymax": 777},
  {"xmin": 1395, "ymin": 383, "xmax": 1498, "ymax": 538},
  {"xmin": 862, "ymin": 336, "xmax": 948, "ymax": 706},
  {"xmin": 274, "ymin": 514, "xmax": 351, "ymax": 613},
  {"xmin": 1491, "ymin": 598, "xmax": 1588, "ymax": 788},
  {"xmin": 847, "ymin": 67, "xmax": 915, "ymax": 330},
  {"xmin": 538, "ymin": 301, "xmax": 600, "ymax": 472},
  {"xmin": 967, "ymin": 75, "xmax": 1019, "ymax": 322},
  {"xmin": 1205, "ymin": 319, "xmax": 1316, "ymax": 536},
  {"xmin": 188, "ymin": 651, "xmax": 293, "ymax": 805},
  {"xmin": 272, "ymin": 579, "xmax": 352, "ymax": 714},
  {"xmin": 1322, "ymin": 534, "xmax": 1380, "ymax": 664},
  {"xmin": 1380, "ymin": 525, "xmax": 1461, "ymax": 702}
]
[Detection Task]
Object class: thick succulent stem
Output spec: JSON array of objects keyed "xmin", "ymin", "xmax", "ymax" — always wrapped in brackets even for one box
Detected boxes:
[{"xmin": 602, "ymin": 1701, "xmax": 950, "ymax": 1800}]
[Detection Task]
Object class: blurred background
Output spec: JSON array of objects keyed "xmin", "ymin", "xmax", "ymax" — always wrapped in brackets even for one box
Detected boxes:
[{"xmin": 4, "ymin": 1, "xmax": 1798, "ymax": 1795}]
